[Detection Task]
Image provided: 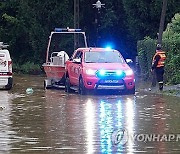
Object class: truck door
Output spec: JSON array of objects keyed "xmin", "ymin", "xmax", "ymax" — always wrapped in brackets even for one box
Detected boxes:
[
  {"xmin": 73, "ymin": 51, "xmax": 83, "ymax": 85},
  {"xmin": 68, "ymin": 51, "xmax": 82, "ymax": 85}
]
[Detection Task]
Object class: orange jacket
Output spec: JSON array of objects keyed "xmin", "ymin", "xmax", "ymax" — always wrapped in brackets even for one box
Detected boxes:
[{"xmin": 152, "ymin": 50, "xmax": 166, "ymax": 68}]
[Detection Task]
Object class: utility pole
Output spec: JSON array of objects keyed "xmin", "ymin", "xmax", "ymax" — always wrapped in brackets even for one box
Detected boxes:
[
  {"xmin": 74, "ymin": 0, "xmax": 79, "ymax": 50},
  {"xmin": 157, "ymin": 0, "xmax": 168, "ymax": 46},
  {"xmin": 92, "ymin": 0, "xmax": 105, "ymax": 46}
]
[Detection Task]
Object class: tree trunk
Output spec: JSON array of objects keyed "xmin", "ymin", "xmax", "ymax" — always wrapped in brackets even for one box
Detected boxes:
[{"xmin": 157, "ymin": 0, "xmax": 168, "ymax": 45}]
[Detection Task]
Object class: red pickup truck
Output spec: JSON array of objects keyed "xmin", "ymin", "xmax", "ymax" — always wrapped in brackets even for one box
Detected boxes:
[{"xmin": 65, "ymin": 47, "xmax": 135, "ymax": 95}]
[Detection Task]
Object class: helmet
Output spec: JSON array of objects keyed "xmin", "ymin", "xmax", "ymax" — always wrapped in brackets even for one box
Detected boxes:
[{"xmin": 156, "ymin": 44, "xmax": 161, "ymax": 50}]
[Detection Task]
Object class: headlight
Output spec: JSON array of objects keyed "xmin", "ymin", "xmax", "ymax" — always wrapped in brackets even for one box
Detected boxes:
[
  {"xmin": 125, "ymin": 69, "xmax": 134, "ymax": 76},
  {"xmin": 86, "ymin": 69, "xmax": 97, "ymax": 75},
  {"xmin": 116, "ymin": 70, "xmax": 123, "ymax": 76},
  {"xmin": 99, "ymin": 70, "xmax": 106, "ymax": 76}
]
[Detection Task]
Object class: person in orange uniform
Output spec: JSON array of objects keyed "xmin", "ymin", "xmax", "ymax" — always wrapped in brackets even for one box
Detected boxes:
[{"xmin": 151, "ymin": 44, "xmax": 166, "ymax": 91}]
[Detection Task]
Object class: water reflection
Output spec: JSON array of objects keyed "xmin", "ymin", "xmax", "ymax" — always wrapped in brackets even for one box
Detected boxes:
[
  {"xmin": 125, "ymin": 98, "xmax": 135, "ymax": 154},
  {"xmin": 85, "ymin": 96, "xmax": 136, "ymax": 153},
  {"xmin": 153, "ymin": 96, "xmax": 167, "ymax": 153},
  {"xmin": 99, "ymin": 100, "xmax": 113, "ymax": 153},
  {"xmin": 0, "ymin": 91, "xmax": 13, "ymax": 153},
  {"xmin": 85, "ymin": 100, "xmax": 95, "ymax": 154}
]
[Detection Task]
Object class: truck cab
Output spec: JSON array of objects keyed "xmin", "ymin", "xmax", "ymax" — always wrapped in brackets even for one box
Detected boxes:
[{"xmin": 0, "ymin": 42, "xmax": 13, "ymax": 90}]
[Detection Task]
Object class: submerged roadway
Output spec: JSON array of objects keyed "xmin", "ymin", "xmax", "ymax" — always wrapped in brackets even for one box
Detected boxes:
[{"xmin": 0, "ymin": 75, "xmax": 179, "ymax": 153}]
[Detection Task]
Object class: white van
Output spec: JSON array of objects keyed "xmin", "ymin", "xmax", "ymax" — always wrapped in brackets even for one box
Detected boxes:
[{"xmin": 0, "ymin": 42, "xmax": 13, "ymax": 90}]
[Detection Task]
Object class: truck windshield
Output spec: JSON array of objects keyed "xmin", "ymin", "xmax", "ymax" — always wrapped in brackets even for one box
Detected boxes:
[{"xmin": 85, "ymin": 51, "xmax": 124, "ymax": 63}]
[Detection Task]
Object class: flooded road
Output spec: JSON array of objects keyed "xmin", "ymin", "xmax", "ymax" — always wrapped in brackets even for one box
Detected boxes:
[{"xmin": 0, "ymin": 75, "xmax": 180, "ymax": 153}]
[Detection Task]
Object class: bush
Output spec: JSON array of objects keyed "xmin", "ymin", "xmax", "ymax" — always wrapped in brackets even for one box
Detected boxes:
[
  {"xmin": 137, "ymin": 37, "xmax": 156, "ymax": 80},
  {"xmin": 13, "ymin": 62, "xmax": 43, "ymax": 75},
  {"xmin": 163, "ymin": 13, "xmax": 180, "ymax": 84}
]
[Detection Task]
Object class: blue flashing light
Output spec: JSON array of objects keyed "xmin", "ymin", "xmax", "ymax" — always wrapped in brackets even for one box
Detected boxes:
[
  {"xmin": 74, "ymin": 29, "xmax": 82, "ymax": 32},
  {"xmin": 105, "ymin": 46, "xmax": 112, "ymax": 51},
  {"xmin": 97, "ymin": 70, "xmax": 126, "ymax": 78},
  {"xmin": 54, "ymin": 28, "xmax": 65, "ymax": 32},
  {"xmin": 99, "ymin": 70, "xmax": 106, "ymax": 76}
]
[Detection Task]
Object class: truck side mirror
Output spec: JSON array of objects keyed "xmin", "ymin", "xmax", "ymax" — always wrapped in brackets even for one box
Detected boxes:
[
  {"xmin": 73, "ymin": 58, "xmax": 81, "ymax": 64},
  {"xmin": 126, "ymin": 59, "xmax": 133, "ymax": 64}
]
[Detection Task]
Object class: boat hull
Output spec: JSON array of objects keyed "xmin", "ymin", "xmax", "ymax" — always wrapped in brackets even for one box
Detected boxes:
[{"xmin": 43, "ymin": 64, "xmax": 65, "ymax": 81}]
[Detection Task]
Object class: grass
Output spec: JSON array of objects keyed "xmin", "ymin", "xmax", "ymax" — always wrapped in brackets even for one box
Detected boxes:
[{"xmin": 163, "ymin": 89, "xmax": 180, "ymax": 96}]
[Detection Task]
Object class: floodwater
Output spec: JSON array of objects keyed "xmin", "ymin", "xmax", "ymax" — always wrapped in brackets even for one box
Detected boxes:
[{"xmin": 0, "ymin": 75, "xmax": 180, "ymax": 154}]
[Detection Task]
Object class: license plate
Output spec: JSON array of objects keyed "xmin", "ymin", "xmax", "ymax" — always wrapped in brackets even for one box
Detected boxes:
[{"xmin": 103, "ymin": 80, "xmax": 119, "ymax": 83}]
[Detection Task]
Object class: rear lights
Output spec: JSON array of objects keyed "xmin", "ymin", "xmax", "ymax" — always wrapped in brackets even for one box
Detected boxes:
[{"xmin": 8, "ymin": 61, "xmax": 12, "ymax": 75}]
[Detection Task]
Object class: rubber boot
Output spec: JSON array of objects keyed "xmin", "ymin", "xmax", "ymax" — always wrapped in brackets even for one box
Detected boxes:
[{"xmin": 159, "ymin": 83, "xmax": 163, "ymax": 91}]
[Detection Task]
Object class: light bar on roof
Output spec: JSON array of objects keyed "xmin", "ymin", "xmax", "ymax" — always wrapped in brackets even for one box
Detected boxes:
[{"xmin": 54, "ymin": 28, "xmax": 82, "ymax": 32}]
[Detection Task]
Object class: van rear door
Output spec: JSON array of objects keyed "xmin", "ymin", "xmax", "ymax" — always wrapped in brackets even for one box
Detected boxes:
[{"xmin": 0, "ymin": 53, "xmax": 8, "ymax": 74}]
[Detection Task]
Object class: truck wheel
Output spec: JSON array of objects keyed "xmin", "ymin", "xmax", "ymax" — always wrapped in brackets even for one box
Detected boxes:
[
  {"xmin": 126, "ymin": 86, "xmax": 135, "ymax": 95},
  {"xmin": 78, "ymin": 77, "xmax": 87, "ymax": 95},
  {"xmin": 65, "ymin": 77, "xmax": 71, "ymax": 93}
]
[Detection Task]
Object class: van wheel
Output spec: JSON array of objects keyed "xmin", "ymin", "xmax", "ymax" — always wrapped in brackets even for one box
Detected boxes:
[
  {"xmin": 5, "ymin": 78, "xmax": 13, "ymax": 90},
  {"xmin": 65, "ymin": 77, "xmax": 71, "ymax": 93},
  {"xmin": 78, "ymin": 77, "xmax": 87, "ymax": 95},
  {"xmin": 5, "ymin": 84, "xmax": 12, "ymax": 90}
]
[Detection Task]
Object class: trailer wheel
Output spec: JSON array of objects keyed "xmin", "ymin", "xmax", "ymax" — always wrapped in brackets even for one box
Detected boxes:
[{"xmin": 44, "ymin": 79, "xmax": 52, "ymax": 90}]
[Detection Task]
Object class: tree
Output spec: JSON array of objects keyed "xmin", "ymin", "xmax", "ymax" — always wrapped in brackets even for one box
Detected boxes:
[
  {"xmin": 122, "ymin": 0, "xmax": 180, "ymax": 40},
  {"xmin": 157, "ymin": 0, "xmax": 168, "ymax": 45},
  {"xmin": 0, "ymin": 0, "xmax": 179, "ymax": 65},
  {"xmin": 0, "ymin": 0, "xmax": 73, "ymax": 64}
]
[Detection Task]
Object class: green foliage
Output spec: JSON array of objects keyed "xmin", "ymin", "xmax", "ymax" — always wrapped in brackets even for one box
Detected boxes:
[
  {"xmin": 0, "ymin": 0, "xmax": 73, "ymax": 64},
  {"xmin": 137, "ymin": 13, "xmax": 180, "ymax": 84},
  {"xmin": 122, "ymin": 0, "xmax": 180, "ymax": 40},
  {"xmin": 13, "ymin": 62, "xmax": 43, "ymax": 75},
  {"xmin": 163, "ymin": 13, "xmax": 180, "ymax": 84},
  {"xmin": 137, "ymin": 37, "xmax": 156, "ymax": 80},
  {"xmin": 122, "ymin": 0, "xmax": 162, "ymax": 40}
]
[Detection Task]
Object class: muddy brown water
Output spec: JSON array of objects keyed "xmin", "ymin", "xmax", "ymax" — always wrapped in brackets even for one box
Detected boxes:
[{"xmin": 0, "ymin": 75, "xmax": 180, "ymax": 154}]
